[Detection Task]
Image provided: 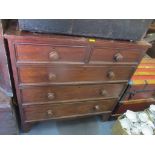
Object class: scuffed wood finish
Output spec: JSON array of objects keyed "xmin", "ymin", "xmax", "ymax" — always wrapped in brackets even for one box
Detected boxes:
[
  {"xmin": 15, "ymin": 43, "xmax": 145, "ymax": 65},
  {"xmin": 23, "ymin": 99, "xmax": 116, "ymax": 122},
  {"xmin": 20, "ymin": 83, "xmax": 126, "ymax": 104},
  {"xmin": 18, "ymin": 65, "xmax": 135, "ymax": 84},
  {"xmin": 90, "ymin": 47, "xmax": 145, "ymax": 64},
  {"xmin": 4, "ymin": 22, "xmax": 150, "ymax": 132},
  {"xmin": 15, "ymin": 44, "xmax": 88, "ymax": 63}
]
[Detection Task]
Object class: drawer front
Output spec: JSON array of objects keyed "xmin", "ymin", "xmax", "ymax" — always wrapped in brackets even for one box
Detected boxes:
[
  {"xmin": 18, "ymin": 65, "xmax": 135, "ymax": 84},
  {"xmin": 123, "ymin": 85, "xmax": 155, "ymax": 101},
  {"xmin": 129, "ymin": 85, "xmax": 155, "ymax": 92},
  {"xmin": 90, "ymin": 48, "xmax": 144, "ymax": 64},
  {"xmin": 23, "ymin": 99, "xmax": 116, "ymax": 122},
  {"xmin": 124, "ymin": 91, "xmax": 155, "ymax": 100},
  {"xmin": 15, "ymin": 44, "xmax": 87, "ymax": 63},
  {"xmin": 21, "ymin": 83, "xmax": 125, "ymax": 103},
  {"xmin": 114, "ymin": 99, "xmax": 155, "ymax": 115}
]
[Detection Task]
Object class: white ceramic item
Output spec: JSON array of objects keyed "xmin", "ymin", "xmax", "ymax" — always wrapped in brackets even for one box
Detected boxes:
[
  {"xmin": 125, "ymin": 110, "xmax": 138, "ymax": 122},
  {"xmin": 141, "ymin": 124, "xmax": 154, "ymax": 135},
  {"xmin": 149, "ymin": 105, "xmax": 155, "ymax": 115},
  {"xmin": 147, "ymin": 121, "xmax": 155, "ymax": 129},
  {"xmin": 130, "ymin": 127, "xmax": 140, "ymax": 135},
  {"xmin": 120, "ymin": 118, "xmax": 131, "ymax": 131},
  {"xmin": 133, "ymin": 122, "xmax": 141, "ymax": 131},
  {"xmin": 138, "ymin": 112, "xmax": 149, "ymax": 122}
]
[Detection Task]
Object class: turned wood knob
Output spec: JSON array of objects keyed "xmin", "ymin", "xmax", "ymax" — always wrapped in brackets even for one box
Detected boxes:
[
  {"xmin": 114, "ymin": 53, "xmax": 123, "ymax": 62},
  {"xmin": 101, "ymin": 90, "xmax": 107, "ymax": 96},
  {"xmin": 47, "ymin": 93, "xmax": 55, "ymax": 100},
  {"xmin": 107, "ymin": 71, "xmax": 115, "ymax": 79},
  {"xmin": 94, "ymin": 105, "xmax": 100, "ymax": 111},
  {"xmin": 48, "ymin": 73, "xmax": 56, "ymax": 80},
  {"xmin": 49, "ymin": 50, "xmax": 59, "ymax": 60},
  {"xmin": 151, "ymin": 92, "xmax": 155, "ymax": 98},
  {"xmin": 47, "ymin": 110, "xmax": 54, "ymax": 117}
]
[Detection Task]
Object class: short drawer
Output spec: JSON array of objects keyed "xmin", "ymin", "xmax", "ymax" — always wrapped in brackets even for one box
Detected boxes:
[
  {"xmin": 23, "ymin": 99, "xmax": 117, "ymax": 122},
  {"xmin": 18, "ymin": 65, "xmax": 135, "ymax": 84},
  {"xmin": 20, "ymin": 83, "xmax": 126, "ymax": 103},
  {"xmin": 15, "ymin": 44, "xmax": 87, "ymax": 63},
  {"xmin": 90, "ymin": 47, "xmax": 144, "ymax": 64}
]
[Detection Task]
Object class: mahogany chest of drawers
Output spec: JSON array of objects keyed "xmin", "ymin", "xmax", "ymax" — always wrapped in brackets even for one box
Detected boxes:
[{"xmin": 4, "ymin": 24, "xmax": 150, "ymax": 132}]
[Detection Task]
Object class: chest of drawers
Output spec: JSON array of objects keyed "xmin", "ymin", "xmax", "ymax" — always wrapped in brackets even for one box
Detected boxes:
[{"xmin": 4, "ymin": 25, "xmax": 150, "ymax": 132}]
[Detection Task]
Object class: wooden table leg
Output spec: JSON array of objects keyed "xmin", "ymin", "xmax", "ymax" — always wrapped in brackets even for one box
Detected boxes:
[
  {"xmin": 22, "ymin": 122, "xmax": 33, "ymax": 133},
  {"xmin": 101, "ymin": 113, "xmax": 111, "ymax": 122}
]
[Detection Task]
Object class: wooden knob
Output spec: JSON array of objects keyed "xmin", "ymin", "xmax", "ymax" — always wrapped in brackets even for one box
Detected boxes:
[
  {"xmin": 47, "ymin": 110, "xmax": 54, "ymax": 117},
  {"xmin": 49, "ymin": 50, "xmax": 59, "ymax": 60},
  {"xmin": 47, "ymin": 93, "xmax": 55, "ymax": 100},
  {"xmin": 114, "ymin": 53, "xmax": 123, "ymax": 62},
  {"xmin": 94, "ymin": 105, "xmax": 100, "ymax": 111},
  {"xmin": 101, "ymin": 90, "xmax": 107, "ymax": 96},
  {"xmin": 152, "ymin": 92, "xmax": 155, "ymax": 97},
  {"xmin": 48, "ymin": 73, "xmax": 56, "ymax": 80},
  {"xmin": 107, "ymin": 71, "xmax": 115, "ymax": 79}
]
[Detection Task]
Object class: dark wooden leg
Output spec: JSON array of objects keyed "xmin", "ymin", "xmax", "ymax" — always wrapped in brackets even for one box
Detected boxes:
[
  {"xmin": 22, "ymin": 122, "xmax": 33, "ymax": 133},
  {"xmin": 101, "ymin": 113, "xmax": 111, "ymax": 122}
]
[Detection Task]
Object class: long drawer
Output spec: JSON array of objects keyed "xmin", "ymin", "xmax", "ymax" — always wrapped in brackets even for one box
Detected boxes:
[
  {"xmin": 18, "ymin": 65, "xmax": 135, "ymax": 84},
  {"xmin": 23, "ymin": 99, "xmax": 117, "ymax": 122},
  {"xmin": 20, "ymin": 83, "xmax": 126, "ymax": 103}
]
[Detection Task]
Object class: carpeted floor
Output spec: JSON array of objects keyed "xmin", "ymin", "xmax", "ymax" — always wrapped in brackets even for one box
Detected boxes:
[{"xmin": 22, "ymin": 116, "xmax": 115, "ymax": 135}]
